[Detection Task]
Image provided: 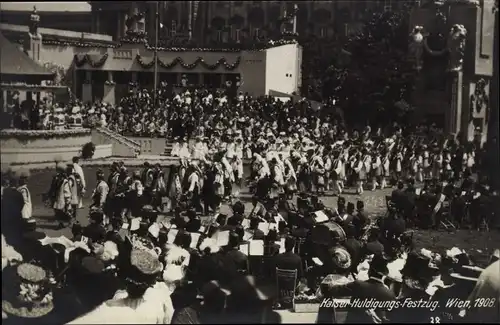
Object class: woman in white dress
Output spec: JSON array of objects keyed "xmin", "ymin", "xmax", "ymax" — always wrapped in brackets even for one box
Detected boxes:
[{"xmin": 67, "ymin": 249, "xmax": 175, "ymax": 324}]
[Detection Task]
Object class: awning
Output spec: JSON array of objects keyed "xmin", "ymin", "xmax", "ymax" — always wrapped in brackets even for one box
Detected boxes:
[{"xmin": 0, "ymin": 32, "xmax": 55, "ymax": 78}]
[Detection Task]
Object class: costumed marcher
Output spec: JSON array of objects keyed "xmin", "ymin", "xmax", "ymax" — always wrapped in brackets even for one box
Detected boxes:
[
  {"xmin": 92, "ymin": 169, "xmax": 109, "ymax": 211},
  {"xmin": 72, "ymin": 156, "xmax": 86, "ymax": 209},
  {"xmin": 51, "ymin": 164, "xmax": 72, "ymax": 229},
  {"xmin": 17, "ymin": 170, "xmax": 33, "ymax": 223},
  {"xmin": 67, "ymin": 164, "xmax": 80, "ymax": 222}
]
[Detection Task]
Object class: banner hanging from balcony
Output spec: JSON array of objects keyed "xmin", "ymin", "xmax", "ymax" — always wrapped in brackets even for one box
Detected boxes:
[
  {"xmin": 135, "ymin": 55, "xmax": 241, "ymax": 71},
  {"xmin": 73, "ymin": 53, "xmax": 109, "ymax": 68}
]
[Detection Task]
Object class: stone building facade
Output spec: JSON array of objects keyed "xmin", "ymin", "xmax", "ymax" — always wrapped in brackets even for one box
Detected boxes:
[
  {"xmin": 89, "ymin": 1, "xmax": 411, "ymax": 43},
  {"xmin": 409, "ymin": 0, "xmax": 496, "ymax": 144}
]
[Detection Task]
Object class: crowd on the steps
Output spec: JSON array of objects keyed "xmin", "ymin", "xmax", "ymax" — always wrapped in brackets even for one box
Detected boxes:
[{"xmin": 2, "ymin": 143, "xmax": 500, "ymax": 324}]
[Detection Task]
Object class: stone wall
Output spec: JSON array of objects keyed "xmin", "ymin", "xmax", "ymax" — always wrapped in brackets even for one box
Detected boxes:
[{"xmin": 0, "ymin": 129, "xmax": 112, "ymax": 165}]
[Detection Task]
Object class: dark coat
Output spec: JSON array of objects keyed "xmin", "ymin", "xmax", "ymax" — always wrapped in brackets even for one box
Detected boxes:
[
  {"xmin": 271, "ymin": 251, "xmax": 303, "ymax": 278},
  {"xmin": 323, "ymin": 279, "xmax": 396, "ymax": 324},
  {"xmin": 364, "ymin": 240, "xmax": 384, "ymax": 256},
  {"xmin": 1, "ymin": 187, "xmax": 24, "ymax": 247},
  {"xmin": 224, "ymin": 247, "xmax": 249, "ymax": 273},
  {"xmin": 344, "ymin": 238, "xmax": 363, "ymax": 270}
]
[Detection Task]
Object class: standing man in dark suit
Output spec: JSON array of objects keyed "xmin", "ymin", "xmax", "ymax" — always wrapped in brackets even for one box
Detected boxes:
[
  {"xmin": 248, "ymin": 217, "xmax": 265, "ymax": 240},
  {"xmin": 227, "ymin": 201, "xmax": 245, "ymax": 227},
  {"xmin": 343, "ymin": 224, "xmax": 363, "ymax": 274},
  {"xmin": 271, "ymin": 236, "xmax": 304, "ymax": 280},
  {"xmin": 353, "ymin": 200, "xmax": 369, "ymax": 239},
  {"xmin": 320, "ymin": 254, "xmax": 395, "ymax": 323},
  {"xmin": 391, "ymin": 181, "xmax": 405, "ymax": 211},
  {"xmin": 223, "ymin": 232, "xmax": 249, "ymax": 274},
  {"xmin": 364, "ymin": 228, "xmax": 384, "ymax": 257}
]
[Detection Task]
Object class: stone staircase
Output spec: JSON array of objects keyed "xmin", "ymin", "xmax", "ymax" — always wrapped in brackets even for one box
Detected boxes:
[
  {"xmin": 163, "ymin": 141, "xmax": 173, "ymax": 156},
  {"xmin": 91, "ymin": 127, "xmax": 141, "ymax": 157}
]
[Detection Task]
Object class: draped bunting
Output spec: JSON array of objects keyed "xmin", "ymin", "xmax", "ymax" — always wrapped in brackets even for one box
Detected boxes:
[
  {"xmin": 135, "ymin": 55, "xmax": 241, "ymax": 71},
  {"xmin": 73, "ymin": 53, "xmax": 109, "ymax": 68},
  {"xmin": 42, "ymin": 36, "xmax": 297, "ymax": 53}
]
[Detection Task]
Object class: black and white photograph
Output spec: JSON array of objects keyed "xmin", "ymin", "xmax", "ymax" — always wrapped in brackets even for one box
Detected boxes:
[{"xmin": 0, "ymin": 0, "xmax": 499, "ymax": 323}]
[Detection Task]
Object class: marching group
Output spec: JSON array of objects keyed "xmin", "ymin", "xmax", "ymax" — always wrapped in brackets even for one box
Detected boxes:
[{"xmin": 2, "ymin": 129, "xmax": 500, "ymax": 324}]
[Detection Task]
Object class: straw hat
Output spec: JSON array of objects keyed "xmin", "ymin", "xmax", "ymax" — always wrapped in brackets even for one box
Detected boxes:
[
  {"xmin": 330, "ymin": 246, "xmax": 352, "ymax": 271},
  {"xmin": 2, "ymin": 263, "xmax": 54, "ymax": 318}
]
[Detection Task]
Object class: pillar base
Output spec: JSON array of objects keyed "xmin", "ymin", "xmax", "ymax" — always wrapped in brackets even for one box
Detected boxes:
[
  {"xmin": 103, "ymin": 84, "xmax": 116, "ymax": 105},
  {"xmin": 82, "ymin": 84, "xmax": 92, "ymax": 103}
]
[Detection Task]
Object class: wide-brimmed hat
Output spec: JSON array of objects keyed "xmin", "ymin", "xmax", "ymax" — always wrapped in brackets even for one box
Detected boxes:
[
  {"xmin": 130, "ymin": 249, "xmax": 163, "ymax": 276},
  {"xmin": 2, "ymin": 263, "xmax": 54, "ymax": 318},
  {"xmin": 330, "ymin": 246, "xmax": 352, "ymax": 270}
]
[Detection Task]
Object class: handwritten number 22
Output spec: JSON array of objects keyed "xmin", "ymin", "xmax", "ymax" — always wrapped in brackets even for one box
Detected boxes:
[{"xmin": 430, "ymin": 317, "xmax": 440, "ymax": 323}]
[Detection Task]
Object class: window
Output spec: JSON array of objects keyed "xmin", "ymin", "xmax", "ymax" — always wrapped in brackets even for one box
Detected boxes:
[
  {"xmin": 320, "ymin": 27, "xmax": 326, "ymax": 38},
  {"xmin": 254, "ymin": 28, "xmax": 260, "ymax": 38},
  {"xmin": 171, "ymin": 20, "xmax": 177, "ymax": 36},
  {"xmin": 234, "ymin": 1, "xmax": 243, "ymax": 7},
  {"xmin": 384, "ymin": 0, "xmax": 392, "ymax": 12},
  {"xmin": 215, "ymin": 2, "xmax": 225, "ymax": 9},
  {"xmin": 217, "ymin": 30, "xmax": 223, "ymax": 42},
  {"xmin": 235, "ymin": 29, "xmax": 241, "ymax": 42}
]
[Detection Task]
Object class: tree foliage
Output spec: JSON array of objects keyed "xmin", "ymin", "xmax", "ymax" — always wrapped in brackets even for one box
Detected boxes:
[{"xmin": 321, "ymin": 5, "xmax": 418, "ymax": 126}]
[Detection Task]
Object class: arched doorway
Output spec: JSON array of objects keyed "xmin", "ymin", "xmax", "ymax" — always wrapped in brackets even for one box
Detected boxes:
[
  {"xmin": 313, "ymin": 8, "xmax": 331, "ymax": 37},
  {"xmin": 268, "ymin": 5, "xmax": 281, "ymax": 30},
  {"xmin": 211, "ymin": 16, "xmax": 226, "ymax": 30},
  {"xmin": 164, "ymin": 6, "xmax": 178, "ymax": 35},
  {"xmin": 248, "ymin": 7, "xmax": 265, "ymax": 27},
  {"xmin": 211, "ymin": 16, "xmax": 226, "ymax": 42},
  {"xmin": 229, "ymin": 15, "xmax": 244, "ymax": 29},
  {"xmin": 313, "ymin": 8, "xmax": 331, "ymax": 25}
]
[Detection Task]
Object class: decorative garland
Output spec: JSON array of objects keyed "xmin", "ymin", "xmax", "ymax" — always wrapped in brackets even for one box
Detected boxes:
[
  {"xmin": 135, "ymin": 55, "xmax": 155, "ymax": 69},
  {"xmin": 43, "ymin": 39, "xmax": 117, "ymax": 48},
  {"xmin": 0, "ymin": 128, "xmax": 91, "ymax": 139},
  {"xmin": 74, "ymin": 53, "xmax": 109, "ymax": 68},
  {"xmin": 42, "ymin": 34, "xmax": 297, "ymax": 53},
  {"xmin": 135, "ymin": 55, "xmax": 241, "ymax": 71}
]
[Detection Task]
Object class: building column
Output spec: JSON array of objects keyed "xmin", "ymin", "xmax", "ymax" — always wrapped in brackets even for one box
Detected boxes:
[
  {"xmin": 103, "ymin": 71, "xmax": 116, "ymax": 105},
  {"xmin": 117, "ymin": 13, "xmax": 123, "ymax": 39},
  {"xmin": 82, "ymin": 70, "xmax": 92, "ymax": 102},
  {"xmin": 96, "ymin": 11, "xmax": 101, "ymax": 34},
  {"xmin": 446, "ymin": 71, "xmax": 463, "ymax": 138},
  {"xmin": 221, "ymin": 74, "xmax": 226, "ymax": 88},
  {"xmin": 489, "ymin": 9, "xmax": 499, "ymax": 144},
  {"xmin": 149, "ymin": 3, "xmax": 156, "ymax": 39}
]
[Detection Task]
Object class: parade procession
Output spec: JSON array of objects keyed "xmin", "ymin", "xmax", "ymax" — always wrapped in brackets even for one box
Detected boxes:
[{"xmin": 1, "ymin": 1, "xmax": 499, "ymax": 324}]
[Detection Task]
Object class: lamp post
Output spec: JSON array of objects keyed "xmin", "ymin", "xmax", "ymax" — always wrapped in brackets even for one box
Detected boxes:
[{"xmin": 153, "ymin": 1, "xmax": 159, "ymax": 106}]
